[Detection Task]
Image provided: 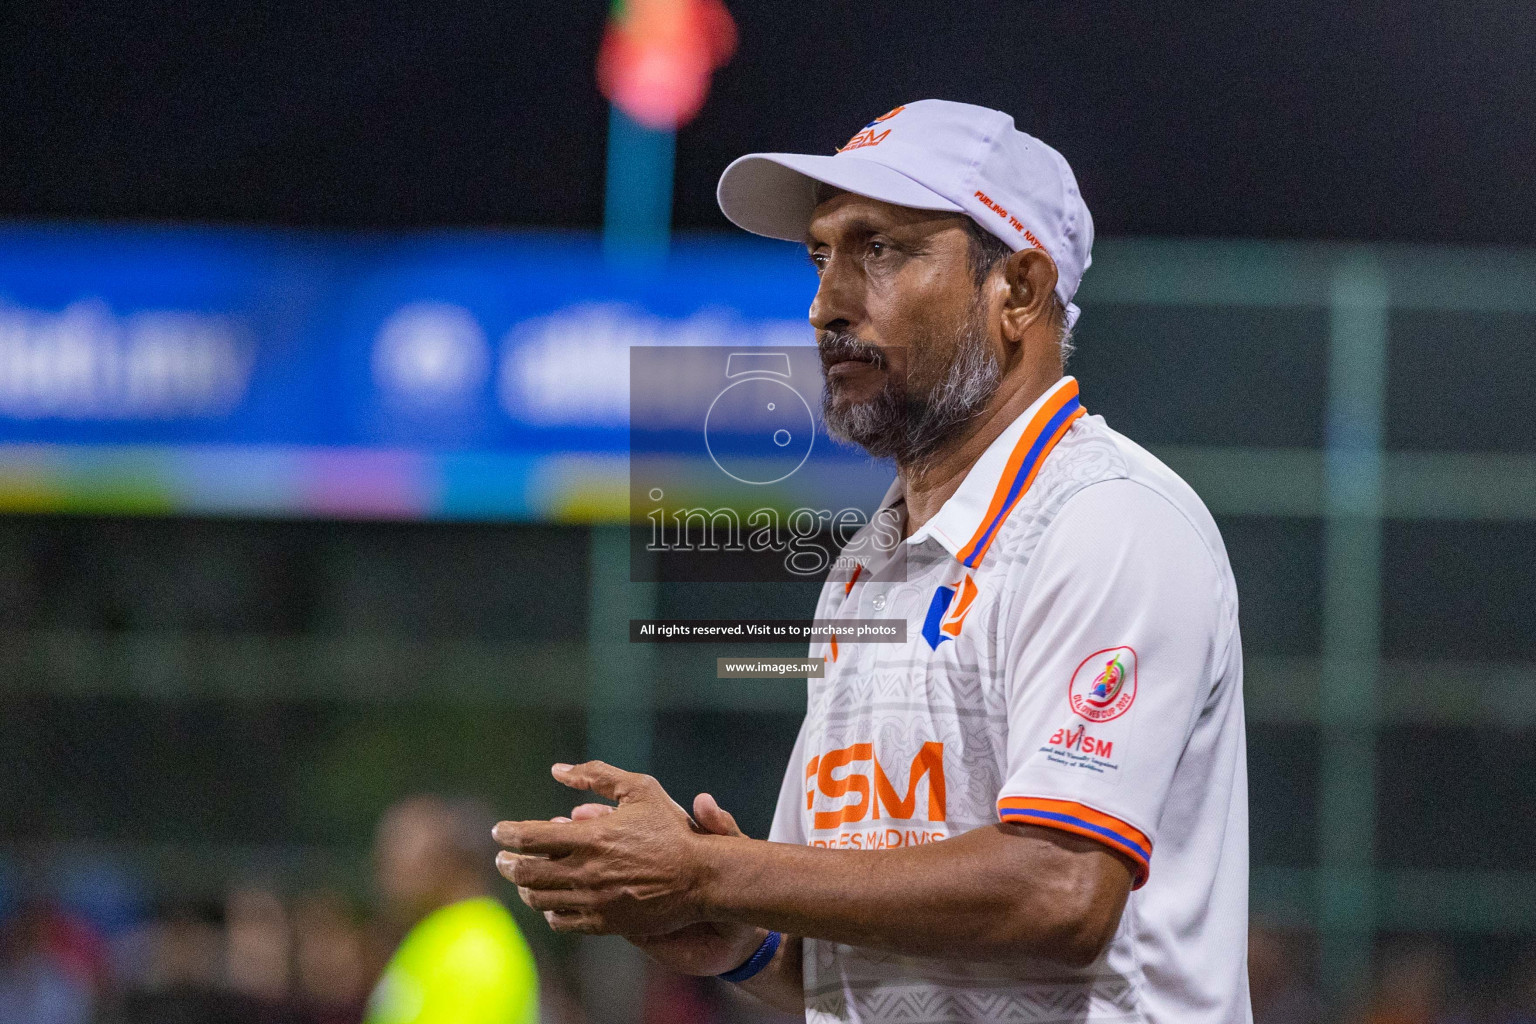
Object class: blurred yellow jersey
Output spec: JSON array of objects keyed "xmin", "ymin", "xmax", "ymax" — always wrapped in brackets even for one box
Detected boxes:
[{"xmin": 365, "ymin": 897, "xmax": 538, "ymax": 1024}]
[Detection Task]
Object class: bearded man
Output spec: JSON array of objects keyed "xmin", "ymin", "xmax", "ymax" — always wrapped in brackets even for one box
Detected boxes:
[{"xmin": 495, "ymin": 99, "xmax": 1251, "ymax": 1024}]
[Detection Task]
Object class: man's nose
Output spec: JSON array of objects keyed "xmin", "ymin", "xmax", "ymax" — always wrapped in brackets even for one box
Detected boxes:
[{"xmin": 809, "ymin": 257, "xmax": 862, "ymax": 333}]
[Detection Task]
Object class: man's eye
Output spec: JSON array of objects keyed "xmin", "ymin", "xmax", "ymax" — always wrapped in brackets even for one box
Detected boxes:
[
  {"xmin": 866, "ymin": 240, "xmax": 890, "ymax": 259},
  {"xmin": 808, "ymin": 251, "xmax": 829, "ymax": 272}
]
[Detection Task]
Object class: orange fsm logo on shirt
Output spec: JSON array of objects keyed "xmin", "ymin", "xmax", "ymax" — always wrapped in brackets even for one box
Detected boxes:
[{"xmin": 805, "ymin": 741, "xmax": 946, "ymax": 829}]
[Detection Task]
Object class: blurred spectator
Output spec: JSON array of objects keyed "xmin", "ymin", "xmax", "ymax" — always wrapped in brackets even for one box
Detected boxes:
[
  {"xmin": 536, "ymin": 963, "xmax": 588, "ymax": 1024},
  {"xmin": 1249, "ymin": 924, "xmax": 1324, "ymax": 1024},
  {"xmin": 139, "ymin": 900, "xmax": 224, "ymax": 992},
  {"xmin": 1496, "ymin": 946, "xmax": 1536, "ymax": 1024},
  {"xmin": 0, "ymin": 902, "xmax": 93, "ymax": 1024},
  {"xmin": 363, "ymin": 795, "xmax": 538, "ymax": 1024},
  {"xmin": 643, "ymin": 969, "xmax": 714, "ymax": 1024},
  {"xmin": 226, "ymin": 885, "xmax": 292, "ymax": 1002},
  {"xmin": 293, "ymin": 889, "xmax": 371, "ymax": 1024},
  {"xmin": 37, "ymin": 906, "xmax": 111, "ymax": 1001},
  {"xmin": 1351, "ymin": 939, "xmax": 1456, "ymax": 1024},
  {"xmin": 119, "ymin": 898, "xmax": 297, "ymax": 1024}
]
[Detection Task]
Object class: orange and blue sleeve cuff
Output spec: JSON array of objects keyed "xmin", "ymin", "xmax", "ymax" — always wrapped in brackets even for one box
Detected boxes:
[{"xmin": 997, "ymin": 796, "xmax": 1152, "ymax": 888}]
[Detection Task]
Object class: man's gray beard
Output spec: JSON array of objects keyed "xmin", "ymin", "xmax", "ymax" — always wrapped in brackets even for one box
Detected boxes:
[{"xmin": 821, "ymin": 306, "xmax": 1002, "ymax": 471}]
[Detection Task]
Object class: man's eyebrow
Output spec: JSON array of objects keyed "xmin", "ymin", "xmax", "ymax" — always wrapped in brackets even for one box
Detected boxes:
[{"xmin": 804, "ymin": 214, "xmax": 904, "ymax": 248}]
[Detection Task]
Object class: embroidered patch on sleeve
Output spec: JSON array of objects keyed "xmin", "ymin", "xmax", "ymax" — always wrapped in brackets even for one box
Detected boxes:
[{"xmin": 1068, "ymin": 646, "xmax": 1138, "ymax": 723}]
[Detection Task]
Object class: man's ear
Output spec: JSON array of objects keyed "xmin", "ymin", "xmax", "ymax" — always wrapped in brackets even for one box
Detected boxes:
[{"xmin": 999, "ymin": 248, "xmax": 1060, "ymax": 344}]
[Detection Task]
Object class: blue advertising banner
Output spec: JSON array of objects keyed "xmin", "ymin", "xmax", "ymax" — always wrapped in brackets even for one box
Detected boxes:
[{"xmin": 0, "ymin": 225, "xmax": 895, "ymax": 520}]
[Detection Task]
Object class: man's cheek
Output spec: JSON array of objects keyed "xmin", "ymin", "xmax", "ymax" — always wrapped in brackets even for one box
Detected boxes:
[{"xmin": 856, "ymin": 313, "xmax": 908, "ymax": 380}]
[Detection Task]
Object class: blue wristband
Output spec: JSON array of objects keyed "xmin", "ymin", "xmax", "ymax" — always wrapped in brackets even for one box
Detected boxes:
[{"xmin": 718, "ymin": 930, "xmax": 782, "ymax": 983}]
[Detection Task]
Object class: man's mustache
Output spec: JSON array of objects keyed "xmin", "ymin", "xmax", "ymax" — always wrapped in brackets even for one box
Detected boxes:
[{"xmin": 817, "ymin": 331, "xmax": 889, "ymax": 373}]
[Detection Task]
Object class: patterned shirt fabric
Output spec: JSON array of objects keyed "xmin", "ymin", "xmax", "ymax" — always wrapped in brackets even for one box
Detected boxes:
[{"xmin": 769, "ymin": 376, "xmax": 1250, "ymax": 1023}]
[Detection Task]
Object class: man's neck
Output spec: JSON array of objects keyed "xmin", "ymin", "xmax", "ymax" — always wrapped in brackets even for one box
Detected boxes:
[{"xmin": 899, "ymin": 368, "xmax": 1061, "ymax": 538}]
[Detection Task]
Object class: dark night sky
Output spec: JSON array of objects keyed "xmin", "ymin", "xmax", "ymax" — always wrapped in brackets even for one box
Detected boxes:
[{"xmin": 2, "ymin": 0, "xmax": 1534, "ymax": 244}]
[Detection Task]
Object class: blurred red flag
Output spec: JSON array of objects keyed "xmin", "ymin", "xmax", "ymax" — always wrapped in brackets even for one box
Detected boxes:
[{"xmin": 597, "ymin": 0, "xmax": 737, "ymax": 130}]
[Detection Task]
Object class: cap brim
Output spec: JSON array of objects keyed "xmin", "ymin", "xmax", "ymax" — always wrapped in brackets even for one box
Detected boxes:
[{"xmin": 717, "ymin": 153, "xmax": 963, "ymax": 243}]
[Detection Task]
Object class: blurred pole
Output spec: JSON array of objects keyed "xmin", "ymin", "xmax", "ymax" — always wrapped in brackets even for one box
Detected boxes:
[
  {"xmin": 1317, "ymin": 256, "xmax": 1388, "ymax": 1002},
  {"xmin": 580, "ymin": 102, "xmax": 672, "ymax": 1024},
  {"xmin": 586, "ymin": 525, "xmax": 658, "ymax": 773},
  {"xmin": 603, "ymin": 108, "xmax": 676, "ymax": 266},
  {"xmin": 581, "ymin": 528, "xmax": 658, "ymax": 1024}
]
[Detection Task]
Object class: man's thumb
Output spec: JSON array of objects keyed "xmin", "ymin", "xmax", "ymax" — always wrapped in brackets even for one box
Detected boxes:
[{"xmin": 692, "ymin": 792, "xmax": 746, "ymax": 838}]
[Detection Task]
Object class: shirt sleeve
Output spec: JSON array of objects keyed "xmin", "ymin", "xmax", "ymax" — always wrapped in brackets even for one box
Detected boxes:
[{"xmin": 994, "ymin": 478, "xmax": 1226, "ymax": 888}]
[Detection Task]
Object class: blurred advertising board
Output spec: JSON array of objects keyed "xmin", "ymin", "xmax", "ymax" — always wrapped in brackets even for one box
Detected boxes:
[{"xmin": 0, "ymin": 225, "xmax": 893, "ymax": 521}]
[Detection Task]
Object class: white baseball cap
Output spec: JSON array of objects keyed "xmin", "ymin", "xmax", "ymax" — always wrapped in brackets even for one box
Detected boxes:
[{"xmin": 716, "ymin": 99, "xmax": 1094, "ymax": 330}]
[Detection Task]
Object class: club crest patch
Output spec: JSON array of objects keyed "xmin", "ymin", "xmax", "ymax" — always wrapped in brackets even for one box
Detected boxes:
[
  {"xmin": 1068, "ymin": 646, "xmax": 1138, "ymax": 722},
  {"xmin": 921, "ymin": 573, "xmax": 979, "ymax": 650}
]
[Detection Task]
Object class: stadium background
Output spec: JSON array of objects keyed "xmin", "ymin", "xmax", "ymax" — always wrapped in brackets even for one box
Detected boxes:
[{"xmin": 2, "ymin": 1, "xmax": 1534, "ymax": 1021}]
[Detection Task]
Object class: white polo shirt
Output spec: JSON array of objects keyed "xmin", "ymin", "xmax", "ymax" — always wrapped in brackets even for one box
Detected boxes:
[{"xmin": 769, "ymin": 376, "xmax": 1250, "ymax": 1024}]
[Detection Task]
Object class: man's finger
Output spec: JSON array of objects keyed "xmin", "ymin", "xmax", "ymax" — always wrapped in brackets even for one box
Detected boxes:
[
  {"xmin": 492, "ymin": 818, "xmax": 586, "ymax": 855},
  {"xmin": 496, "ymin": 851, "xmax": 580, "ymax": 889},
  {"xmin": 552, "ymin": 760, "xmax": 660, "ymax": 803},
  {"xmin": 692, "ymin": 792, "xmax": 747, "ymax": 838},
  {"xmin": 569, "ymin": 802, "xmax": 615, "ymax": 822},
  {"xmin": 546, "ymin": 909, "xmax": 605, "ymax": 934},
  {"xmin": 518, "ymin": 885, "xmax": 596, "ymax": 913}
]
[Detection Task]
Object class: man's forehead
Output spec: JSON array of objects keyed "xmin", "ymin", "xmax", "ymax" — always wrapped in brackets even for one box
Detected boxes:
[{"xmin": 805, "ymin": 190, "xmax": 971, "ymax": 245}]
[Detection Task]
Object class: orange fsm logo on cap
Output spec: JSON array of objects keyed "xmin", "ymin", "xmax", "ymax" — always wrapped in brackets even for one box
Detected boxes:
[{"xmin": 837, "ymin": 105, "xmax": 905, "ymax": 153}]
